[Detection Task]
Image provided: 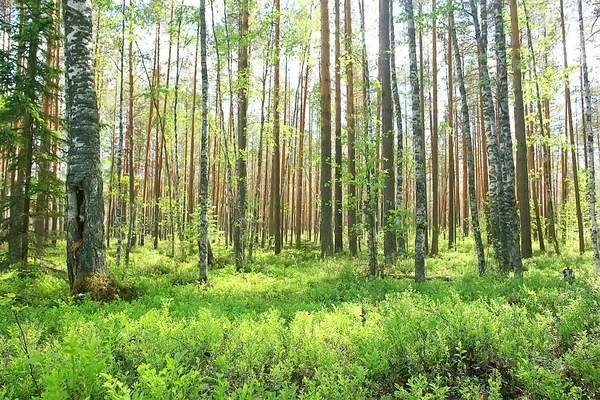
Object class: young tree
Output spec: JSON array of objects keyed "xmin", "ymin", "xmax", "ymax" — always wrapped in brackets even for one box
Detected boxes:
[
  {"xmin": 64, "ymin": 0, "xmax": 107, "ymax": 289},
  {"xmin": 578, "ymin": 0, "xmax": 600, "ymax": 275}
]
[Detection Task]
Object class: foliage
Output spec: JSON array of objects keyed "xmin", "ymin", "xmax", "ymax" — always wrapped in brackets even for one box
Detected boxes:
[{"xmin": 1, "ymin": 241, "xmax": 600, "ymax": 398}]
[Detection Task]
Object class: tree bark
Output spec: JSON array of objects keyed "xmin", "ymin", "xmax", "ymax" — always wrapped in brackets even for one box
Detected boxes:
[
  {"xmin": 334, "ymin": 0, "xmax": 343, "ymax": 253},
  {"xmin": 320, "ymin": 0, "xmax": 333, "ymax": 258},
  {"xmin": 198, "ymin": 0, "xmax": 209, "ymax": 282},
  {"xmin": 577, "ymin": 0, "xmax": 600, "ymax": 275},
  {"xmin": 380, "ymin": 0, "xmax": 395, "ymax": 261},
  {"xmin": 64, "ymin": 0, "xmax": 107, "ymax": 289},
  {"xmin": 450, "ymin": 7, "xmax": 486, "ymax": 274},
  {"xmin": 345, "ymin": 0, "xmax": 357, "ymax": 256},
  {"xmin": 406, "ymin": 0, "xmax": 425, "ymax": 282}
]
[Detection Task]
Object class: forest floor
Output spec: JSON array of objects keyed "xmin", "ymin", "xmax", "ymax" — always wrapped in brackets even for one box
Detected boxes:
[{"xmin": 1, "ymin": 238, "xmax": 599, "ymax": 399}]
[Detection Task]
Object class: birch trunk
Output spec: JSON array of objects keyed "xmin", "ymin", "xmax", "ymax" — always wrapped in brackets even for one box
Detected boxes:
[{"xmin": 64, "ymin": 0, "xmax": 107, "ymax": 289}]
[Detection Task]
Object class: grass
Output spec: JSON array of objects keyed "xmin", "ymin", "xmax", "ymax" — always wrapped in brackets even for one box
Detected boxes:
[{"xmin": 1, "ymin": 238, "xmax": 599, "ymax": 399}]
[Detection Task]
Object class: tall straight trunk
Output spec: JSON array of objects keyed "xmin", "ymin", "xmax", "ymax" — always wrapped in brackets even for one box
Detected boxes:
[
  {"xmin": 115, "ymin": 0, "xmax": 126, "ymax": 266},
  {"xmin": 234, "ymin": 0, "xmax": 249, "ymax": 270},
  {"xmin": 447, "ymin": 15, "xmax": 455, "ymax": 250},
  {"xmin": 450, "ymin": 8, "xmax": 485, "ymax": 273},
  {"xmin": 296, "ymin": 57, "xmax": 309, "ymax": 247},
  {"xmin": 334, "ymin": 0, "xmax": 343, "ymax": 253},
  {"xmin": 380, "ymin": 0, "xmax": 395, "ymax": 260},
  {"xmin": 209, "ymin": 0, "xmax": 235, "ymax": 255},
  {"xmin": 560, "ymin": 0, "xmax": 584, "ymax": 254},
  {"xmin": 578, "ymin": 0, "xmax": 600, "ymax": 274},
  {"xmin": 250, "ymin": 25, "xmax": 273, "ymax": 260},
  {"xmin": 272, "ymin": 0, "xmax": 282, "ymax": 254},
  {"xmin": 9, "ymin": 2, "xmax": 40, "ymax": 266},
  {"xmin": 125, "ymin": 1, "xmax": 135, "ymax": 266},
  {"xmin": 320, "ymin": 0, "xmax": 333, "ymax": 258},
  {"xmin": 522, "ymin": 0, "xmax": 559, "ymax": 255},
  {"xmin": 492, "ymin": 0, "xmax": 523, "ymax": 275},
  {"xmin": 64, "ymin": 0, "xmax": 107, "ymax": 288},
  {"xmin": 198, "ymin": 0, "xmax": 209, "ymax": 282},
  {"xmin": 390, "ymin": 0, "xmax": 405, "ymax": 256},
  {"xmin": 172, "ymin": 4, "xmax": 183, "ymax": 255},
  {"xmin": 469, "ymin": 0, "xmax": 502, "ymax": 263},
  {"xmin": 187, "ymin": 18, "xmax": 200, "ymax": 223},
  {"xmin": 345, "ymin": 0, "xmax": 357, "ymax": 255},
  {"xmin": 359, "ymin": 0, "xmax": 376, "ymax": 274},
  {"xmin": 406, "ymin": 0, "xmax": 425, "ymax": 282},
  {"xmin": 430, "ymin": 0, "xmax": 439, "ymax": 256},
  {"xmin": 509, "ymin": 0, "xmax": 531, "ymax": 258},
  {"xmin": 462, "ymin": 110, "xmax": 468, "ymax": 236}
]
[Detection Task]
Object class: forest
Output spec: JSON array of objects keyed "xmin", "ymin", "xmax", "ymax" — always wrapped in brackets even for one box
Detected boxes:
[{"xmin": 1, "ymin": 0, "xmax": 600, "ymax": 396}]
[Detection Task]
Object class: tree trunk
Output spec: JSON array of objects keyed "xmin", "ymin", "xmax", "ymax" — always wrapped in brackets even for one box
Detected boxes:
[
  {"xmin": 390, "ymin": 0, "xmax": 405, "ymax": 257},
  {"xmin": 509, "ymin": 0, "xmax": 531, "ymax": 258},
  {"xmin": 198, "ymin": 0, "xmax": 209, "ymax": 282},
  {"xmin": 447, "ymin": 14, "xmax": 455, "ymax": 250},
  {"xmin": 380, "ymin": 0, "xmax": 395, "ymax": 261},
  {"xmin": 64, "ymin": 0, "xmax": 107, "ymax": 289},
  {"xmin": 273, "ymin": 0, "xmax": 282, "ymax": 255},
  {"xmin": 469, "ymin": 0, "xmax": 502, "ymax": 264},
  {"xmin": 522, "ymin": 0, "xmax": 559, "ymax": 256},
  {"xmin": 235, "ymin": 0, "xmax": 249, "ymax": 270},
  {"xmin": 450, "ymin": 7, "xmax": 486, "ymax": 274},
  {"xmin": 345, "ymin": 0, "xmax": 357, "ymax": 256},
  {"xmin": 577, "ymin": 0, "xmax": 600, "ymax": 275},
  {"xmin": 334, "ymin": 0, "xmax": 343, "ymax": 253},
  {"xmin": 320, "ymin": 0, "xmax": 333, "ymax": 258},
  {"xmin": 560, "ymin": 0, "xmax": 584, "ymax": 255},
  {"xmin": 430, "ymin": 0, "xmax": 439, "ymax": 256},
  {"xmin": 125, "ymin": 0, "xmax": 136, "ymax": 267},
  {"xmin": 406, "ymin": 0, "xmax": 425, "ymax": 282},
  {"xmin": 492, "ymin": 0, "xmax": 523, "ymax": 275}
]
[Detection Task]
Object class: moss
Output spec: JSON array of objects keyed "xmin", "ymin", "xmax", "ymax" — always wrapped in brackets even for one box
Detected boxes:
[{"xmin": 71, "ymin": 273, "xmax": 137, "ymax": 302}]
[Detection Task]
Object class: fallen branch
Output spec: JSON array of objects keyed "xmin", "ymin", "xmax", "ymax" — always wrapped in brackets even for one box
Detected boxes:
[{"xmin": 385, "ymin": 273, "xmax": 454, "ymax": 281}]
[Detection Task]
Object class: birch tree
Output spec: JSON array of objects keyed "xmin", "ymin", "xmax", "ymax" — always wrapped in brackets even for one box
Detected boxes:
[{"xmin": 64, "ymin": 0, "xmax": 107, "ymax": 289}]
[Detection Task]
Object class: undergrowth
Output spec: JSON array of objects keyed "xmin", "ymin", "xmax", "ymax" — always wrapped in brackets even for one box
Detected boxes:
[{"xmin": 1, "ymin": 239, "xmax": 599, "ymax": 399}]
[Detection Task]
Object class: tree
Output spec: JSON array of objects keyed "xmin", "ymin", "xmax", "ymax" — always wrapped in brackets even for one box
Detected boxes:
[
  {"xmin": 345, "ymin": 0, "xmax": 358, "ymax": 256},
  {"xmin": 198, "ymin": 0, "xmax": 209, "ymax": 282},
  {"xmin": 469, "ymin": 0, "xmax": 502, "ymax": 264},
  {"xmin": 390, "ymin": 0, "xmax": 406, "ymax": 256},
  {"xmin": 449, "ymin": 5, "xmax": 485, "ymax": 274},
  {"xmin": 559, "ymin": 0, "xmax": 584, "ymax": 255},
  {"xmin": 522, "ymin": 0, "xmax": 559, "ymax": 256},
  {"xmin": 578, "ymin": 0, "xmax": 600, "ymax": 275},
  {"xmin": 509, "ymin": 0, "xmax": 532, "ymax": 258},
  {"xmin": 334, "ymin": 0, "xmax": 343, "ymax": 253},
  {"xmin": 406, "ymin": 0, "xmax": 425, "ymax": 282},
  {"xmin": 429, "ymin": 0, "xmax": 439, "ymax": 256},
  {"xmin": 234, "ymin": 0, "xmax": 249, "ymax": 270},
  {"xmin": 273, "ymin": 0, "xmax": 282, "ymax": 254},
  {"xmin": 491, "ymin": 0, "xmax": 523, "ymax": 275},
  {"xmin": 380, "ymin": 0, "xmax": 396, "ymax": 261},
  {"xmin": 320, "ymin": 0, "xmax": 333, "ymax": 258},
  {"xmin": 64, "ymin": 0, "xmax": 107, "ymax": 289}
]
